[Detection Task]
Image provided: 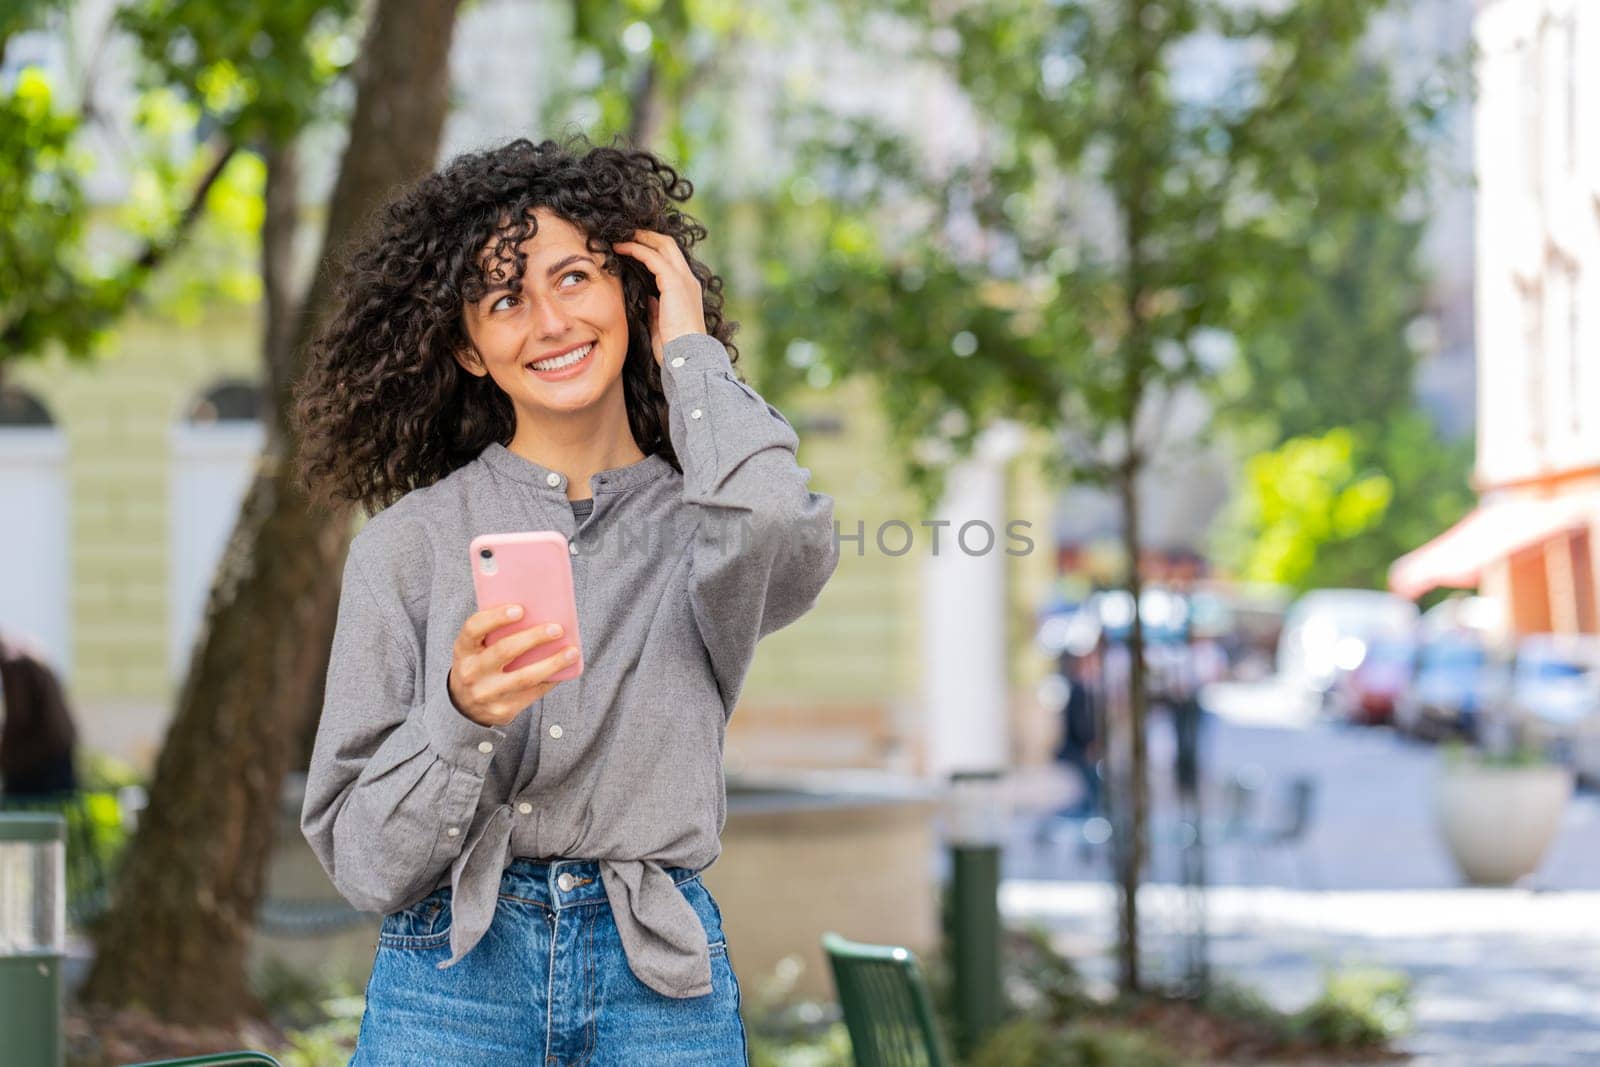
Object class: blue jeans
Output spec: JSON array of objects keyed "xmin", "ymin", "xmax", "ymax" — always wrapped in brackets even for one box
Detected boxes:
[{"xmin": 352, "ymin": 858, "xmax": 749, "ymax": 1065}]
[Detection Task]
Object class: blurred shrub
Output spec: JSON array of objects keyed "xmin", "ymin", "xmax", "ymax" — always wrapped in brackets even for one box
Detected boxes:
[
  {"xmin": 747, "ymin": 1022, "xmax": 854, "ymax": 1067},
  {"xmin": 79, "ymin": 750, "xmax": 148, "ymax": 791},
  {"xmin": 251, "ymin": 956, "xmax": 362, "ymax": 1067},
  {"xmin": 966, "ymin": 1016, "xmax": 1179, "ymax": 1067},
  {"xmin": 1296, "ymin": 966, "xmax": 1412, "ymax": 1049},
  {"xmin": 1001, "ymin": 923, "xmax": 1093, "ymax": 1022}
]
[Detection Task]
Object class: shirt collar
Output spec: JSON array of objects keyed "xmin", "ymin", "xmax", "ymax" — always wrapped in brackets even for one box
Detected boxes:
[{"xmin": 478, "ymin": 440, "xmax": 673, "ymax": 496}]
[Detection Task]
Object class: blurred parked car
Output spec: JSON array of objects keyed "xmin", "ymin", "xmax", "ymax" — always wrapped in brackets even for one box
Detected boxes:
[
  {"xmin": 1419, "ymin": 594, "xmax": 1502, "ymax": 641},
  {"xmin": 1329, "ymin": 638, "xmax": 1416, "ymax": 726},
  {"xmin": 1193, "ymin": 580, "xmax": 1289, "ymax": 681},
  {"xmin": 1482, "ymin": 635, "xmax": 1600, "ymax": 782},
  {"xmin": 1277, "ymin": 589, "xmax": 1420, "ymax": 714},
  {"xmin": 1394, "ymin": 634, "xmax": 1496, "ymax": 741}
]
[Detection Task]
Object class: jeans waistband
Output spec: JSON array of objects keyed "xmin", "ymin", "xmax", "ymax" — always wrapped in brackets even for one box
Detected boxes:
[{"xmin": 500, "ymin": 857, "xmax": 700, "ymax": 910}]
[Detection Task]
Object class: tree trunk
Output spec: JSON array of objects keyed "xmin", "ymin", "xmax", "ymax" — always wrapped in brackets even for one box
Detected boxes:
[
  {"xmin": 1112, "ymin": 0, "xmax": 1156, "ymax": 996},
  {"xmin": 80, "ymin": 0, "xmax": 464, "ymax": 1025},
  {"xmin": 1114, "ymin": 462, "xmax": 1149, "ymax": 995},
  {"xmin": 260, "ymin": 140, "xmax": 300, "ymax": 398},
  {"xmin": 627, "ymin": 58, "xmax": 662, "ymax": 148}
]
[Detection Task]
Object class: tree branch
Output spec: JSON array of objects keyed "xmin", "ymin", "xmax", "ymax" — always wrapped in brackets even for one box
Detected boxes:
[
  {"xmin": 133, "ymin": 137, "xmax": 238, "ymax": 272},
  {"xmin": 0, "ymin": 136, "xmax": 236, "ymax": 356}
]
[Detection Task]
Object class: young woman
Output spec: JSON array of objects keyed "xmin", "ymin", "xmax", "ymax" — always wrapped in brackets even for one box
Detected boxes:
[{"xmin": 293, "ymin": 134, "xmax": 839, "ymax": 1066}]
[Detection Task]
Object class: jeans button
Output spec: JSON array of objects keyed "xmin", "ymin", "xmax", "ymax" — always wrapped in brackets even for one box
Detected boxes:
[{"xmin": 557, "ymin": 872, "xmax": 575, "ymax": 892}]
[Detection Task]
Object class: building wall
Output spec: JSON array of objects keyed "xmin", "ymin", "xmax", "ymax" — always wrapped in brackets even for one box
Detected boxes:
[
  {"xmin": 1371, "ymin": 0, "xmax": 1479, "ymax": 441},
  {"xmin": 1475, "ymin": 0, "xmax": 1600, "ymax": 491},
  {"xmin": 1472, "ymin": 0, "xmax": 1600, "ymax": 637},
  {"xmin": 6, "ymin": 310, "xmax": 260, "ymax": 763},
  {"xmin": 725, "ymin": 374, "xmax": 928, "ymax": 774}
]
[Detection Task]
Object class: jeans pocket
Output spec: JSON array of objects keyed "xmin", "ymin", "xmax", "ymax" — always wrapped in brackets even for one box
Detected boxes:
[
  {"xmin": 378, "ymin": 886, "xmax": 453, "ymax": 950},
  {"xmin": 679, "ymin": 876, "xmax": 729, "ymax": 956}
]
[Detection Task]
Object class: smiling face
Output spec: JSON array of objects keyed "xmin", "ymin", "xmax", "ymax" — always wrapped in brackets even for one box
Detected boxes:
[{"xmin": 456, "ymin": 208, "xmax": 633, "ymax": 429}]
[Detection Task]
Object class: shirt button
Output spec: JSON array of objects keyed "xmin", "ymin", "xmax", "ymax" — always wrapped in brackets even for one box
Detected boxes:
[
  {"xmin": 557, "ymin": 872, "xmax": 575, "ymax": 892},
  {"xmin": 690, "ymin": 409, "xmax": 703, "ymax": 420},
  {"xmin": 568, "ymin": 540, "xmax": 578, "ymax": 556},
  {"xmin": 549, "ymin": 724, "xmax": 563, "ymax": 739},
  {"xmin": 477, "ymin": 741, "xmax": 494, "ymax": 754},
  {"xmin": 517, "ymin": 802, "xmax": 533, "ymax": 815},
  {"xmin": 546, "ymin": 471, "xmax": 562, "ymax": 487},
  {"xmin": 670, "ymin": 356, "xmax": 685, "ymax": 368},
  {"xmin": 446, "ymin": 826, "xmax": 460, "ymax": 837}
]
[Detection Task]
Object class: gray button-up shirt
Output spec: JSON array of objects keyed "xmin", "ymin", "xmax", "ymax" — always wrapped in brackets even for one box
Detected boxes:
[{"xmin": 301, "ymin": 332, "xmax": 839, "ymax": 998}]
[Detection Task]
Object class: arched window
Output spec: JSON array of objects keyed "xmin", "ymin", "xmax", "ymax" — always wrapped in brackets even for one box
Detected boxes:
[
  {"xmin": 169, "ymin": 379, "xmax": 266, "ymax": 680},
  {"xmin": 185, "ymin": 379, "xmax": 265, "ymax": 425},
  {"xmin": 0, "ymin": 384, "xmax": 71, "ymax": 672},
  {"xmin": 0, "ymin": 385, "xmax": 55, "ymax": 426}
]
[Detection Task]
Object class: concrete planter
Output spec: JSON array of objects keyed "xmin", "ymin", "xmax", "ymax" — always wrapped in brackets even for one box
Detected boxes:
[
  {"xmin": 708, "ymin": 771, "xmax": 942, "ymax": 1001},
  {"xmin": 253, "ymin": 773, "xmax": 382, "ymax": 989},
  {"xmin": 1433, "ymin": 760, "xmax": 1573, "ymax": 886}
]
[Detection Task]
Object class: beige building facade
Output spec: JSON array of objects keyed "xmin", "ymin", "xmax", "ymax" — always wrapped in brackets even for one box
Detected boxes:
[{"xmin": 1392, "ymin": 0, "xmax": 1600, "ymax": 633}]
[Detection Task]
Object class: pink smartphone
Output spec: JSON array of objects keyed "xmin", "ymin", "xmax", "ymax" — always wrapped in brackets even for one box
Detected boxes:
[{"xmin": 468, "ymin": 531, "xmax": 583, "ymax": 682}]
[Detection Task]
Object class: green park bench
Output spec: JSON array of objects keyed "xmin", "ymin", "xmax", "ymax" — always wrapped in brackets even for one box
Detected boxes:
[
  {"xmin": 821, "ymin": 931, "xmax": 954, "ymax": 1067},
  {"xmin": 119, "ymin": 1055, "xmax": 282, "ymax": 1066}
]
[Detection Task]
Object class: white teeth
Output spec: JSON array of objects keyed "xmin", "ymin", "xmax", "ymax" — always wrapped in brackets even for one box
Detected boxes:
[{"xmin": 528, "ymin": 343, "xmax": 593, "ymax": 372}]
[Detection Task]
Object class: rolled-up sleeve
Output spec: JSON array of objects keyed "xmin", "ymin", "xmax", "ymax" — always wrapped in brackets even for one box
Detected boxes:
[
  {"xmin": 300, "ymin": 541, "xmax": 505, "ymax": 914},
  {"xmin": 659, "ymin": 331, "xmax": 840, "ymax": 716}
]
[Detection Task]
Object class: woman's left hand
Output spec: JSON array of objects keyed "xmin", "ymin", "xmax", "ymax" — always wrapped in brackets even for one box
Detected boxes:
[{"xmin": 612, "ymin": 229, "xmax": 708, "ymax": 366}]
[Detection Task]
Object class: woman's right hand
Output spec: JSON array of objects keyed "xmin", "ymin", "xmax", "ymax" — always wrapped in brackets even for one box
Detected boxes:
[{"xmin": 447, "ymin": 605, "xmax": 579, "ymax": 728}]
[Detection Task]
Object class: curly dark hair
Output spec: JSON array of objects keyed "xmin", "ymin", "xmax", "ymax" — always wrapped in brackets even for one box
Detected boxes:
[{"xmin": 292, "ymin": 132, "xmax": 740, "ymax": 514}]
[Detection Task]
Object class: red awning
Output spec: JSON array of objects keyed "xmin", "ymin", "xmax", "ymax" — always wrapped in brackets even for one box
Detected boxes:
[{"xmin": 1388, "ymin": 494, "xmax": 1594, "ymax": 600}]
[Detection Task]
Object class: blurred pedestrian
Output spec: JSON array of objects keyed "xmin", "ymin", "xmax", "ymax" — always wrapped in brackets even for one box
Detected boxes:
[
  {"xmin": 0, "ymin": 629, "xmax": 79, "ymax": 798},
  {"xmin": 1052, "ymin": 649, "xmax": 1101, "ymax": 818}
]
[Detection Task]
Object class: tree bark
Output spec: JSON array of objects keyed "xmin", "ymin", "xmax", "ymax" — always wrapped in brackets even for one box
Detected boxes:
[
  {"xmin": 1114, "ymin": 460, "xmax": 1149, "ymax": 995},
  {"xmin": 627, "ymin": 58, "xmax": 662, "ymax": 148},
  {"xmin": 260, "ymin": 140, "xmax": 300, "ymax": 402},
  {"xmin": 80, "ymin": 0, "xmax": 464, "ymax": 1025}
]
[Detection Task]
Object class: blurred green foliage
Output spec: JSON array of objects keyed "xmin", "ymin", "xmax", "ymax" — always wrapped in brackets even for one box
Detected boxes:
[
  {"xmin": 742, "ymin": 0, "xmax": 1450, "ymax": 521},
  {"xmin": 966, "ymin": 1018, "xmax": 1180, "ymax": 1067},
  {"xmin": 253, "ymin": 956, "xmax": 364, "ymax": 1067},
  {"xmin": 114, "ymin": 0, "xmax": 358, "ymax": 143},
  {"xmin": 0, "ymin": 64, "xmax": 128, "ymax": 358},
  {"xmin": 1203, "ymin": 966, "xmax": 1413, "ymax": 1051},
  {"xmin": 1214, "ymin": 212, "xmax": 1432, "ymax": 446},
  {"xmin": 747, "ymin": 1023, "xmax": 854, "ymax": 1067},
  {"xmin": 0, "ymin": 0, "xmax": 357, "ymax": 366},
  {"xmin": 1214, "ymin": 416, "xmax": 1475, "ymax": 592},
  {"xmin": 1202, "ymin": 53, "xmax": 1475, "ymax": 592},
  {"xmin": 1297, "ymin": 966, "xmax": 1413, "ymax": 1049},
  {"xmin": 78, "ymin": 748, "xmax": 144, "ymax": 789},
  {"xmin": 1441, "ymin": 737, "xmax": 1557, "ymax": 770},
  {"xmin": 0, "ymin": 0, "xmax": 67, "ymax": 41},
  {"xmin": 956, "ymin": 923, "xmax": 1412, "ymax": 1064}
]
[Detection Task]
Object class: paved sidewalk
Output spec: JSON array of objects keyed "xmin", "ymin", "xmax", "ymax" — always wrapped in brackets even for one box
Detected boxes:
[{"xmin": 1004, "ymin": 880, "xmax": 1600, "ymax": 1067}]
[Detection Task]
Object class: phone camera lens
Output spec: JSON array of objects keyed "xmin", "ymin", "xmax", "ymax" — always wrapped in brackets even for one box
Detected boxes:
[{"xmin": 479, "ymin": 548, "xmax": 493, "ymax": 560}]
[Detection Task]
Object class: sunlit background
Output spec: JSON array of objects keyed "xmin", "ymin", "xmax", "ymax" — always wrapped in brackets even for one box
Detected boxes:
[{"xmin": 1, "ymin": 0, "xmax": 1597, "ymax": 1064}]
